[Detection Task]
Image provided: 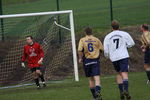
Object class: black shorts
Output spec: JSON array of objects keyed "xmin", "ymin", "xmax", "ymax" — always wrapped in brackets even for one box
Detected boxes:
[
  {"xmin": 83, "ymin": 58, "xmax": 100, "ymax": 77},
  {"xmin": 112, "ymin": 58, "xmax": 129, "ymax": 72},
  {"xmin": 144, "ymin": 48, "xmax": 150, "ymax": 64},
  {"xmin": 30, "ymin": 67, "xmax": 41, "ymax": 73}
]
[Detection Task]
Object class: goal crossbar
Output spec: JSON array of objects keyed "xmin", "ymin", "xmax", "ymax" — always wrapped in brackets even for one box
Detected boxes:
[{"xmin": 0, "ymin": 10, "xmax": 72, "ymax": 19}]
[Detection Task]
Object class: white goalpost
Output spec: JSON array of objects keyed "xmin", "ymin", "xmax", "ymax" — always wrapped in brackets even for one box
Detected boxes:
[{"xmin": 0, "ymin": 10, "xmax": 79, "ymax": 87}]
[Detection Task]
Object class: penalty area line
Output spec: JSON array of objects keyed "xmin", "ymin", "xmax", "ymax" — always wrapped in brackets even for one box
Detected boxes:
[{"xmin": 0, "ymin": 80, "xmax": 69, "ymax": 90}]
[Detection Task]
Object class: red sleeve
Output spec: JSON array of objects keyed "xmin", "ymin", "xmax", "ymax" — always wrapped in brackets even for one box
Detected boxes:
[
  {"xmin": 38, "ymin": 44, "xmax": 44, "ymax": 58},
  {"xmin": 22, "ymin": 46, "xmax": 27, "ymax": 62}
]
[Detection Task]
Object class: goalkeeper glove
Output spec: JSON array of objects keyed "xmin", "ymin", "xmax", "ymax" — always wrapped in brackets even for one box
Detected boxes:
[
  {"xmin": 38, "ymin": 58, "xmax": 43, "ymax": 64},
  {"xmin": 21, "ymin": 62, "xmax": 26, "ymax": 68}
]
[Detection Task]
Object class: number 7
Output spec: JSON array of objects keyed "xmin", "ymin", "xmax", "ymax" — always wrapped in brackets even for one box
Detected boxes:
[{"xmin": 113, "ymin": 39, "xmax": 119, "ymax": 49}]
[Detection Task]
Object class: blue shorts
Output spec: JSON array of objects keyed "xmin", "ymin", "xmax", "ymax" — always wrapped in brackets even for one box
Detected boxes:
[
  {"xmin": 83, "ymin": 59, "xmax": 100, "ymax": 77},
  {"xmin": 112, "ymin": 58, "xmax": 129, "ymax": 72},
  {"xmin": 144, "ymin": 48, "xmax": 150, "ymax": 64}
]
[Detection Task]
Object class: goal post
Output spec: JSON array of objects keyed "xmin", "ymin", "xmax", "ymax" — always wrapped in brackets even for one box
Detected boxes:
[
  {"xmin": 0, "ymin": 10, "xmax": 79, "ymax": 87},
  {"xmin": 69, "ymin": 11, "xmax": 79, "ymax": 82}
]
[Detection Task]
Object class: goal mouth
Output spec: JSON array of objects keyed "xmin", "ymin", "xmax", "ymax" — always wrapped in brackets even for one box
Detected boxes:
[{"xmin": 0, "ymin": 10, "xmax": 79, "ymax": 87}]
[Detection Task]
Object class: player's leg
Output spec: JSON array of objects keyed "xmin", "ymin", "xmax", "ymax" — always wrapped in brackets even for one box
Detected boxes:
[
  {"xmin": 93, "ymin": 75, "xmax": 102, "ymax": 100},
  {"xmin": 83, "ymin": 59, "xmax": 96, "ymax": 99},
  {"xmin": 144, "ymin": 48, "xmax": 150, "ymax": 84},
  {"xmin": 120, "ymin": 58, "xmax": 131, "ymax": 100},
  {"xmin": 92, "ymin": 60, "xmax": 102, "ymax": 100},
  {"xmin": 113, "ymin": 60, "xmax": 125, "ymax": 100},
  {"xmin": 116, "ymin": 74, "xmax": 123, "ymax": 93},
  {"xmin": 85, "ymin": 66, "xmax": 97, "ymax": 99},
  {"xmin": 31, "ymin": 68, "xmax": 41, "ymax": 88},
  {"xmin": 120, "ymin": 58, "xmax": 129, "ymax": 93},
  {"xmin": 116, "ymin": 74, "xmax": 124, "ymax": 100},
  {"xmin": 84, "ymin": 58, "xmax": 102, "ymax": 100},
  {"xmin": 94, "ymin": 76, "xmax": 101, "ymax": 93},
  {"xmin": 89, "ymin": 77, "xmax": 97, "ymax": 99},
  {"xmin": 36, "ymin": 68, "xmax": 46, "ymax": 87},
  {"xmin": 121, "ymin": 72, "xmax": 129, "ymax": 92},
  {"xmin": 120, "ymin": 72, "xmax": 131, "ymax": 100},
  {"xmin": 144, "ymin": 64, "xmax": 150, "ymax": 83},
  {"xmin": 36, "ymin": 69, "xmax": 45, "ymax": 82}
]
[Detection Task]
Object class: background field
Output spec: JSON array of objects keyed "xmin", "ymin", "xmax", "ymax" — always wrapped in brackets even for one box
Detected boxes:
[
  {"xmin": 2, "ymin": 0, "xmax": 150, "ymax": 30},
  {"xmin": 1, "ymin": 0, "xmax": 150, "ymax": 38},
  {"xmin": 0, "ymin": 0, "xmax": 150, "ymax": 100},
  {"xmin": 0, "ymin": 72, "xmax": 149, "ymax": 100}
]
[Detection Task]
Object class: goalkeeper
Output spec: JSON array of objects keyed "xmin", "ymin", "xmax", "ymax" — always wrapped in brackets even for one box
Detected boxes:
[{"xmin": 21, "ymin": 36, "xmax": 46, "ymax": 89}]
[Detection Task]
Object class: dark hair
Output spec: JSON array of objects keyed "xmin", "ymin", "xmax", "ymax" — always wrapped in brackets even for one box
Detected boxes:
[
  {"xmin": 142, "ymin": 24, "xmax": 149, "ymax": 30},
  {"xmin": 26, "ymin": 35, "xmax": 33, "ymax": 39},
  {"xmin": 84, "ymin": 27, "xmax": 92, "ymax": 35},
  {"xmin": 111, "ymin": 20, "xmax": 119, "ymax": 30}
]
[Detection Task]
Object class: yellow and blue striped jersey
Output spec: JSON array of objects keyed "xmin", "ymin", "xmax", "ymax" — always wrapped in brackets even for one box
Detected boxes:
[
  {"xmin": 141, "ymin": 31, "xmax": 150, "ymax": 47},
  {"xmin": 78, "ymin": 35, "xmax": 103, "ymax": 59}
]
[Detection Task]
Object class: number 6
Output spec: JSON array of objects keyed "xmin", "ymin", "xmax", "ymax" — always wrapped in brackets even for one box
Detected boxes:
[{"xmin": 88, "ymin": 43, "xmax": 94, "ymax": 52}]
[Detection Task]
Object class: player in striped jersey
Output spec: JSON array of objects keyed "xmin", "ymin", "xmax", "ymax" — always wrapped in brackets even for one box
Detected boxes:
[
  {"xmin": 140, "ymin": 24, "xmax": 150, "ymax": 84},
  {"xmin": 78, "ymin": 27, "xmax": 103, "ymax": 100}
]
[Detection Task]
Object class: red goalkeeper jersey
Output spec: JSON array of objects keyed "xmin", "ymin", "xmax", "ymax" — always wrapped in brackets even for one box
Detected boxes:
[{"xmin": 22, "ymin": 42, "xmax": 44, "ymax": 68}]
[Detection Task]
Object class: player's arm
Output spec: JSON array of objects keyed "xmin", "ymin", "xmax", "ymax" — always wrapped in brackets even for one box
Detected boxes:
[
  {"xmin": 38, "ymin": 44, "xmax": 44, "ymax": 64},
  {"xmin": 125, "ymin": 33, "xmax": 135, "ymax": 48},
  {"xmin": 140, "ymin": 37, "xmax": 146, "ymax": 52},
  {"xmin": 98, "ymin": 39, "xmax": 104, "ymax": 53},
  {"xmin": 78, "ymin": 51, "xmax": 83, "ymax": 63},
  {"xmin": 103, "ymin": 37, "xmax": 109, "ymax": 58},
  {"xmin": 144, "ymin": 34, "xmax": 150, "ymax": 47},
  {"xmin": 78, "ymin": 39, "xmax": 84, "ymax": 63},
  {"xmin": 21, "ymin": 46, "xmax": 27, "ymax": 68},
  {"xmin": 141, "ymin": 35, "xmax": 150, "ymax": 52}
]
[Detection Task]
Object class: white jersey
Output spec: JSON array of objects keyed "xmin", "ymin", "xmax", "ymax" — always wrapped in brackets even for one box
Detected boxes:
[{"xmin": 104, "ymin": 30, "xmax": 135, "ymax": 62}]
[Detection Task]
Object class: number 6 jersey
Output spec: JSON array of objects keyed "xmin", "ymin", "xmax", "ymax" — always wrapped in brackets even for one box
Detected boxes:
[
  {"xmin": 78, "ymin": 35, "xmax": 103, "ymax": 59},
  {"xmin": 103, "ymin": 30, "xmax": 135, "ymax": 62}
]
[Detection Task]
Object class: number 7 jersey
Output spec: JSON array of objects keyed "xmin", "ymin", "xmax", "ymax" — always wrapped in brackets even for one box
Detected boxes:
[
  {"xmin": 103, "ymin": 30, "xmax": 135, "ymax": 62},
  {"xmin": 78, "ymin": 35, "xmax": 103, "ymax": 59}
]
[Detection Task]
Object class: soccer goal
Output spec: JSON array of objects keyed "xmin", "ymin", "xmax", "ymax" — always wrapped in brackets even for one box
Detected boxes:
[{"xmin": 0, "ymin": 10, "xmax": 79, "ymax": 87}]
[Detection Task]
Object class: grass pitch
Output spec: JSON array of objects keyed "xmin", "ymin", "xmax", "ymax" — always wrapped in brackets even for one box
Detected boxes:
[
  {"xmin": 0, "ymin": 72, "xmax": 149, "ymax": 100},
  {"xmin": 3, "ymin": 0, "xmax": 150, "ymax": 29}
]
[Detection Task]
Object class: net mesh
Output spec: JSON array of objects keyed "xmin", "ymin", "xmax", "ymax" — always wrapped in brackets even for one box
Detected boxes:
[{"xmin": 0, "ymin": 13, "xmax": 74, "ymax": 86}]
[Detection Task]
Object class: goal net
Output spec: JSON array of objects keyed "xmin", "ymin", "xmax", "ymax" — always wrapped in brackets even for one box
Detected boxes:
[{"xmin": 0, "ymin": 10, "xmax": 79, "ymax": 87}]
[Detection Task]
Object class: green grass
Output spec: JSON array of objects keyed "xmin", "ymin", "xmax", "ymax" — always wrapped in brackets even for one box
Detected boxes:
[
  {"xmin": 3, "ymin": 0, "xmax": 39, "ymax": 5},
  {"xmin": 0, "ymin": 72, "xmax": 149, "ymax": 100},
  {"xmin": 0, "ymin": 1, "xmax": 149, "ymax": 100},
  {"xmin": 1, "ymin": 0, "xmax": 150, "ymax": 38},
  {"xmin": 2, "ymin": 0, "xmax": 150, "ymax": 30}
]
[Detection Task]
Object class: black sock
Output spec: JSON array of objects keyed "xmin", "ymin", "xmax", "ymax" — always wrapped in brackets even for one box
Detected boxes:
[
  {"xmin": 146, "ymin": 71, "xmax": 150, "ymax": 81},
  {"xmin": 118, "ymin": 83, "xmax": 124, "ymax": 93},
  {"xmin": 123, "ymin": 79, "xmax": 129, "ymax": 92},
  {"xmin": 34, "ymin": 78, "xmax": 40, "ymax": 86},
  {"xmin": 90, "ymin": 88, "xmax": 96, "ymax": 98},
  {"xmin": 39, "ymin": 74, "xmax": 45, "ymax": 82},
  {"xmin": 95, "ymin": 85, "xmax": 101, "ymax": 93}
]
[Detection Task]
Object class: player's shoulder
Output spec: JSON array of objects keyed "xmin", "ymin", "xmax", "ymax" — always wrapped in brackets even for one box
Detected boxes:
[
  {"xmin": 113, "ymin": 30, "xmax": 128, "ymax": 35},
  {"xmin": 80, "ymin": 37, "xmax": 85, "ymax": 40},
  {"xmin": 144, "ymin": 31, "xmax": 150, "ymax": 35},
  {"xmin": 80, "ymin": 35, "xmax": 100, "ymax": 41},
  {"xmin": 34, "ymin": 42, "xmax": 40, "ymax": 46},
  {"xmin": 79, "ymin": 36, "xmax": 87, "ymax": 41},
  {"xmin": 24, "ymin": 44, "xmax": 28, "ymax": 48},
  {"xmin": 110, "ymin": 30, "xmax": 129, "ymax": 36},
  {"xmin": 120, "ymin": 30, "xmax": 129, "ymax": 34},
  {"xmin": 105, "ymin": 32, "xmax": 113, "ymax": 40},
  {"xmin": 92, "ymin": 36, "xmax": 101, "ymax": 42}
]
